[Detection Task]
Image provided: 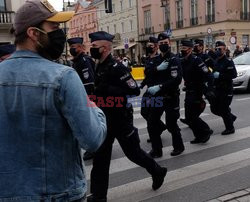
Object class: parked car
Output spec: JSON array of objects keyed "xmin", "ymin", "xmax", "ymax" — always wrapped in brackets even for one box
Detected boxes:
[{"xmin": 233, "ymin": 52, "xmax": 250, "ymax": 91}]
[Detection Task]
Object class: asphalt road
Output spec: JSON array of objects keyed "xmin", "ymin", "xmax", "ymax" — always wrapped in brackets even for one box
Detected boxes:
[{"xmin": 85, "ymin": 86, "xmax": 250, "ymax": 202}]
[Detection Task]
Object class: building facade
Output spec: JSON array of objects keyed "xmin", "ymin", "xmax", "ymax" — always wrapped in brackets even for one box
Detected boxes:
[
  {"xmin": 93, "ymin": 0, "xmax": 139, "ymax": 62},
  {"xmin": 68, "ymin": 0, "xmax": 98, "ymax": 54},
  {"xmin": 138, "ymin": 0, "xmax": 250, "ymax": 54},
  {"xmin": 0, "ymin": 0, "xmax": 26, "ymax": 44}
]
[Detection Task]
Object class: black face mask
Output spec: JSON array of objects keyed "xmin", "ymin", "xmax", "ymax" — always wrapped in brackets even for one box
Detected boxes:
[
  {"xmin": 90, "ymin": 47, "xmax": 102, "ymax": 59},
  {"xmin": 37, "ymin": 29, "xmax": 66, "ymax": 60},
  {"xmin": 193, "ymin": 46, "xmax": 200, "ymax": 54},
  {"xmin": 159, "ymin": 44, "xmax": 169, "ymax": 53},
  {"xmin": 70, "ymin": 48, "xmax": 78, "ymax": 57},
  {"xmin": 181, "ymin": 50, "xmax": 189, "ymax": 57},
  {"xmin": 215, "ymin": 49, "xmax": 223, "ymax": 57},
  {"xmin": 146, "ymin": 47, "xmax": 154, "ymax": 55}
]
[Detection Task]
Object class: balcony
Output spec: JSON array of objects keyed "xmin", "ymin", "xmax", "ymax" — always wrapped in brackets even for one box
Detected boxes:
[
  {"xmin": 205, "ymin": 14, "xmax": 215, "ymax": 23},
  {"xmin": 176, "ymin": 20, "xmax": 183, "ymax": 28},
  {"xmin": 190, "ymin": 17, "xmax": 198, "ymax": 26},
  {"xmin": 240, "ymin": 12, "xmax": 250, "ymax": 20},
  {"xmin": 0, "ymin": 11, "xmax": 15, "ymax": 24}
]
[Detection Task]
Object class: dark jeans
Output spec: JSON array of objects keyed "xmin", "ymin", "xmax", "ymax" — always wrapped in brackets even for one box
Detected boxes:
[{"xmin": 90, "ymin": 127, "xmax": 161, "ymax": 198}]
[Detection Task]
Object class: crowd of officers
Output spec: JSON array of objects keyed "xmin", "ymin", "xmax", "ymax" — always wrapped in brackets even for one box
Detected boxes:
[
  {"xmin": 0, "ymin": 30, "xmax": 237, "ymax": 202},
  {"xmin": 62, "ymin": 31, "xmax": 237, "ymax": 202}
]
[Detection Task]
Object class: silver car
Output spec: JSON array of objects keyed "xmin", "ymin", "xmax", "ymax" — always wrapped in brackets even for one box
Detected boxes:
[{"xmin": 233, "ymin": 52, "xmax": 250, "ymax": 91}]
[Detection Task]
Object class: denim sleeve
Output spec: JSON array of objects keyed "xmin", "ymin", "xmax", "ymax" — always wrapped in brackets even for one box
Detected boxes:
[{"xmin": 59, "ymin": 69, "xmax": 107, "ymax": 152}]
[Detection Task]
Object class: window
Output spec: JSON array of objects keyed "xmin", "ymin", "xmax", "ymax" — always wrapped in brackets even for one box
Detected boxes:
[
  {"xmin": 88, "ymin": 14, "xmax": 90, "ymax": 23},
  {"xmin": 243, "ymin": 35, "xmax": 249, "ymax": 46},
  {"xmin": 176, "ymin": 0, "xmax": 183, "ymax": 28},
  {"xmin": 0, "ymin": 0, "xmax": 6, "ymax": 11},
  {"xmin": 121, "ymin": 22, "xmax": 124, "ymax": 33},
  {"xmin": 206, "ymin": 0, "xmax": 215, "ymax": 22},
  {"xmin": 190, "ymin": 0, "xmax": 198, "ymax": 25},
  {"xmin": 112, "ymin": 4, "xmax": 115, "ymax": 13},
  {"xmin": 92, "ymin": 13, "xmax": 95, "ymax": 22},
  {"xmin": 114, "ymin": 24, "xmax": 117, "ymax": 33},
  {"xmin": 120, "ymin": 0, "xmax": 123, "ymax": 11},
  {"xmin": 164, "ymin": 0, "xmax": 171, "ymax": 29},
  {"xmin": 144, "ymin": 10, "xmax": 152, "ymax": 34},
  {"xmin": 129, "ymin": 0, "xmax": 132, "ymax": 8},
  {"xmin": 107, "ymin": 26, "xmax": 110, "ymax": 33},
  {"xmin": 130, "ymin": 20, "xmax": 133, "ymax": 31},
  {"xmin": 241, "ymin": 0, "xmax": 250, "ymax": 20}
]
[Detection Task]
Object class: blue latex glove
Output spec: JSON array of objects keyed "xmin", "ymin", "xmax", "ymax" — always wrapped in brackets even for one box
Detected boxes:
[
  {"xmin": 213, "ymin": 71, "xmax": 220, "ymax": 79},
  {"xmin": 147, "ymin": 85, "xmax": 161, "ymax": 95},
  {"xmin": 157, "ymin": 61, "xmax": 169, "ymax": 71}
]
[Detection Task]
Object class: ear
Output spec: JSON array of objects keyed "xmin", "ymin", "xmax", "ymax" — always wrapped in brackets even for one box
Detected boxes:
[{"xmin": 27, "ymin": 27, "xmax": 39, "ymax": 41}]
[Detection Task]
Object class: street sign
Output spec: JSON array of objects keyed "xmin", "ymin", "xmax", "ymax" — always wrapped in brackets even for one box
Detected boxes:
[
  {"xmin": 230, "ymin": 36, "xmax": 237, "ymax": 44},
  {"xmin": 207, "ymin": 27, "xmax": 212, "ymax": 34},
  {"xmin": 124, "ymin": 37, "xmax": 129, "ymax": 49}
]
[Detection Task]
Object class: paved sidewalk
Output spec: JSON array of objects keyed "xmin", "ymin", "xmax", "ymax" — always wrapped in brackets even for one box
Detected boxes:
[{"xmin": 207, "ymin": 188, "xmax": 250, "ymax": 202}]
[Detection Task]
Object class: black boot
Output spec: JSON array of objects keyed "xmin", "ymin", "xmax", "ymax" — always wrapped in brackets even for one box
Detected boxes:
[
  {"xmin": 221, "ymin": 128, "xmax": 235, "ymax": 135},
  {"xmin": 87, "ymin": 195, "xmax": 107, "ymax": 202},
  {"xmin": 152, "ymin": 167, "xmax": 168, "ymax": 190},
  {"xmin": 148, "ymin": 150, "xmax": 162, "ymax": 158}
]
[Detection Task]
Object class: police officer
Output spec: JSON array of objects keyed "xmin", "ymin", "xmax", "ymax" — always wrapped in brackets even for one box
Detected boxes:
[
  {"xmin": 180, "ymin": 39, "xmax": 215, "ymax": 125},
  {"xmin": 140, "ymin": 37, "xmax": 165, "ymax": 140},
  {"xmin": 143, "ymin": 33, "xmax": 184, "ymax": 157},
  {"xmin": 67, "ymin": 37, "xmax": 96, "ymax": 161},
  {"xmin": 68, "ymin": 37, "xmax": 95, "ymax": 95},
  {"xmin": 181, "ymin": 40, "xmax": 214, "ymax": 144},
  {"xmin": 210, "ymin": 41, "xmax": 237, "ymax": 135},
  {"xmin": 87, "ymin": 31, "xmax": 167, "ymax": 202}
]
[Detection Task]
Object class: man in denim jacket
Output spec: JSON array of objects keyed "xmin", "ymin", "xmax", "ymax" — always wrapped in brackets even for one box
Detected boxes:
[{"xmin": 0, "ymin": 1, "xmax": 106, "ymax": 201}]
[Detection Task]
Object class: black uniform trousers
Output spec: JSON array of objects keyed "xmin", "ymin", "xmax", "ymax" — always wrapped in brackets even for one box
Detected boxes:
[
  {"xmin": 185, "ymin": 91, "xmax": 211, "ymax": 139},
  {"xmin": 146, "ymin": 96, "xmax": 184, "ymax": 152},
  {"xmin": 210, "ymin": 90, "xmax": 235, "ymax": 130},
  {"xmin": 90, "ymin": 126, "xmax": 161, "ymax": 198}
]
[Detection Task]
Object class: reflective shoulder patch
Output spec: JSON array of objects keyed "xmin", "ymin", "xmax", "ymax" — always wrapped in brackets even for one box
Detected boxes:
[
  {"xmin": 227, "ymin": 66, "xmax": 234, "ymax": 70},
  {"xmin": 113, "ymin": 63, "xmax": 118, "ymax": 67},
  {"xmin": 202, "ymin": 66, "xmax": 209, "ymax": 73},
  {"xmin": 171, "ymin": 70, "xmax": 178, "ymax": 78},
  {"xmin": 171, "ymin": 65, "xmax": 178, "ymax": 69},
  {"xmin": 205, "ymin": 58, "xmax": 210, "ymax": 62},
  {"xmin": 120, "ymin": 73, "xmax": 130, "ymax": 80},
  {"xmin": 126, "ymin": 78, "xmax": 137, "ymax": 88}
]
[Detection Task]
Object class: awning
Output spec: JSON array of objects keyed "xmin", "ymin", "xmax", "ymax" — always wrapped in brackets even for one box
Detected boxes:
[{"xmin": 113, "ymin": 43, "xmax": 136, "ymax": 50}]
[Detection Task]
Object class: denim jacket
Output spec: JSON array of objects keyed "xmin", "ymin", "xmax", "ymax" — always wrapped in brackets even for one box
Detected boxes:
[{"xmin": 0, "ymin": 50, "xmax": 106, "ymax": 202}]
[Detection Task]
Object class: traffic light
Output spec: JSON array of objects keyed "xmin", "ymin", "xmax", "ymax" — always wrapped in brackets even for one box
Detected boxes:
[{"xmin": 105, "ymin": 0, "xmax": 112, "ymax": 13}]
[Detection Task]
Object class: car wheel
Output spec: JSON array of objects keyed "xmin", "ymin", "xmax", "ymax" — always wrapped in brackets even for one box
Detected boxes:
[{"xmin": 247, "ymin": 79, "xmax": 250, "ymax": 92}]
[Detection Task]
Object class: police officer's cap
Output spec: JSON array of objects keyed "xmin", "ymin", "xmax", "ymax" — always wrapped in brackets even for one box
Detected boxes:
[
  {"xmin": 89, "ymin": 31, "xmax": 114, "ymax": 43},
  {"xmin": 149, "ymin": 36, "xmax": 158, "ymax": 44},
  {"xmin": 194, "ymin": 39, "xmax": 204, "ymax": 46},
  {"xmin": 158, "ymin": 32, "xmax": 170, "ymax": 41},
  {"xmin": 0, "ymin": 44, "xmax": 15, "ymax": 57},
  {"xmin": 181, "ymin": 40, "xmax": 193, "ymax": 48},
  {"xmin": 215, "ymin": 41, "xmax": 226, "ymax": 47},
  {"xmin": 67, "ymin": 37, "xmax": 83, "ymax": 45}
]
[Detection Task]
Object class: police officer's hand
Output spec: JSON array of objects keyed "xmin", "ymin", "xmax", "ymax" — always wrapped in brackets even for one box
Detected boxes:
[
  {"xmin": 157, "ymin": 61, "xmax": 169, "ymax": 71},
  {"xmin": 213, "ymin": 71, "xmax": 220, "ymax": 79},
  {"xmin": 138, "ymin": 83, "xmax": 144, "ymax": 89},
  {"xmin": 147, "ymin": 85, "xmax": 161, "ymax": 95}
]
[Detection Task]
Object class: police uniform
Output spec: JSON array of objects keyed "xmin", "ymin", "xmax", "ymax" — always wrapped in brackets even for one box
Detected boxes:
[
  {"xmin": 181, "ymin": 40, "xmax": 214, "ymax": 143},
  {"xmin": 210, "ymin": 41, "xmax": 237, "ymax": 135},
  {"xmin": 88, "ymin": 31, "xmax": 167, "ymax": 202},
  {"xmin": 194, "ymin": 39, "xmax": 215, "ymax": 71},
  {"xmin": 142, "ymin": 33, "xmax": 184, "ymax": 157},
  {"xmin": 67, "ymin": 37, "xmax": 95, "ymax": 95}
]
